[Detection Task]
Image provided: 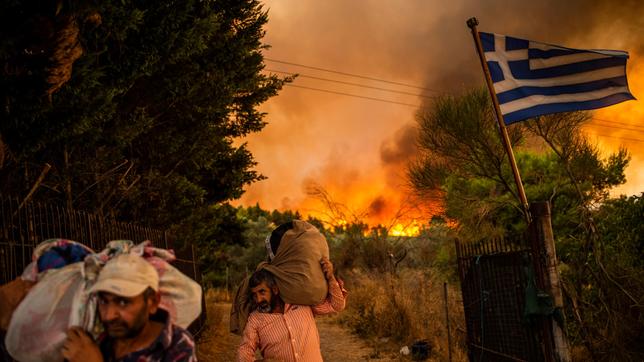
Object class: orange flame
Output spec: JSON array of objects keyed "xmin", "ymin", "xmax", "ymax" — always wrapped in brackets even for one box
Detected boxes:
[{"xmin": 390, "ymin": 220, "xmax": 421, "ymax": 237}]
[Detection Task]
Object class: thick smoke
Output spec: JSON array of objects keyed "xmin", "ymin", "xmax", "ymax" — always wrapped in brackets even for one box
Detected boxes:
[
  {"xmin": 236, "ymin": 0, "xmax": 644, "ymax": 225},
  {"xmin": 380, "ymin": 124, "xmax": 418, "ymax": 167}
]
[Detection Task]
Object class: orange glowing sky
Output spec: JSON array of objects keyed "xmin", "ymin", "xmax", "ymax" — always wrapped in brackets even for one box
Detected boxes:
[{"xmin": 234, "ymin": 0, "xmax": 644, "ymax": 227}]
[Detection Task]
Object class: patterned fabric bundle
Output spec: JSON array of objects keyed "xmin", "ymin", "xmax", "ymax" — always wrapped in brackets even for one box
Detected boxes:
[{"xmin": 6, "ymin": 239, "xmax": 202, "ymax": 362}]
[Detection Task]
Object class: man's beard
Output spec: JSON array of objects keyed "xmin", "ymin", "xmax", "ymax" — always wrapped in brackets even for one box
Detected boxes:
[
  {"xmin": 257, "ymin": 301, "xmax": 272, "ymax": 313},
  {"xmin": 257, "ymin": 295, "xmax": 278, "ymax": 313},
  {"xmin": 103, "ymin": 306, "xmax": 149, "ymax": 339}
]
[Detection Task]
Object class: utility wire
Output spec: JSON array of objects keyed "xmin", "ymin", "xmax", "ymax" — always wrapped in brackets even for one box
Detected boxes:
[
  {"xmin": 283, "ymin": 84, "xmax": 421, "ymax": 107},
  {"xmin": 279, "ymin": 83, "xmax": 644, "ymax": 135},
  {"xmin": 592, "ymin": 118, "xmax": 644, "ymax": 130},
  {"xmin": 589, "ymin": 122, "xmax": 644, "ymax": 134},
  {"xmin": 278, "ymin": 83, "xmax": 644, "ymax": 125},
  {"xmin": 279, "ymin": 85, "xmax": 644, "ymax": 140},
  {"xmin": 263, "ymin": 60, "xmax": 644, "ymax": 126},
  {"xmin": 266, "ymin": 69, "xmax": 438, "ymax": 99},
  {"xmin": 265, "ymin": 58, "xmax": 441, "ymax": 93},
  {"xmin": 585, "ymin": 132, "xmax": 644, "ymax": 143}
]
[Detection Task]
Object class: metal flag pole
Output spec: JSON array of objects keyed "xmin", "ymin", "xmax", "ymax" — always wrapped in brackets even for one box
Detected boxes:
[{"xmin": 466, "ymin": 17, "xmax": 531, "ymax": 222}]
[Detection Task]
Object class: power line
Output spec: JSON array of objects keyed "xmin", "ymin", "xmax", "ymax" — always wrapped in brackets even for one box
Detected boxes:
[
  {"xmin": 585, "ymin": 132, "xmax": 644, "ymax": 143},
  {"xmin": 263, "ymin": 60, "xmax": 644, "ymax": 126},
  {"xmin": 265, "ymin": 58, "xmax": 441, "ymax": 93},
  {"xmin": 592, "ymin": 117, "xmax": 644, "ymax": 130},
  {"xmin": 588, "ymin": 122, "xmax": 644, "ymax": 134},
  {"xmin": 278, "ymin": 85, "xmax": 644, "ymax": 140},
  {"xmin": 283, "ymin": 84, "xmax": 421, "ymax": 107},
  {"xmin": 266, "ymin": 69, "xmax": 438, "ymax": 99}
]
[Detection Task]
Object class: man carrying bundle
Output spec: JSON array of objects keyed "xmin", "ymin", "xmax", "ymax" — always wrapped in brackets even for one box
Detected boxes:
[
  {"xmin": 236, "ymin": 256, "xmax": 346, "ymax": 362},
  {"xmin": 61, "ymin": 253, "xmax": 197, "ymax": 362}
]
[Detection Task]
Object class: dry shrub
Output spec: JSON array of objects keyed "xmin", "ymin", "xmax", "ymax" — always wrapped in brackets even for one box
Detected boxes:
[
  {"xmin": 340, "ymin": 269, "xmax": 468, "ymax": 361},
  {"xmin": 205, "ymin": 287, "xmax": 232, "ymax": 303},
  {"xmin": 196, "ymin": 289, "xmax": 240, "ymax": 361}
]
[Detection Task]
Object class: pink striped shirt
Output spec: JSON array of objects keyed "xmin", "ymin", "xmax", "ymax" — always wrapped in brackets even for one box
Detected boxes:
[{"xmin": 236, "ymin": 280, "xmax": 346, "ymax": 362}]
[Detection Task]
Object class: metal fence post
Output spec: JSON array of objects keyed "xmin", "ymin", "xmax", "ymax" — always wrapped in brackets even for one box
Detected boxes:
[{"xmin": 444, "ymin": 281, "xmax": 452, "ymax": 362}]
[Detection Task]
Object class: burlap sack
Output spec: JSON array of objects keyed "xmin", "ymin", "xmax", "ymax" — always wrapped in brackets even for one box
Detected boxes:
[{"xmin": 230, "ymin": 220, "xmax": 329, "ymax": 334}]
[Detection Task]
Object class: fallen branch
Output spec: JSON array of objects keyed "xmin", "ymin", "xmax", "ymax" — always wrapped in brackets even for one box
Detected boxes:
[{"xmin": 17, "ymin": 163, "xmax": 52, "ymax": 211}]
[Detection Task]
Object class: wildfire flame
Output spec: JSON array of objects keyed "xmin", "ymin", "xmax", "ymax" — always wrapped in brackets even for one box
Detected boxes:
[{"xmin": 390, "ymin": 220, "xmax": 421, "ymax": 237}]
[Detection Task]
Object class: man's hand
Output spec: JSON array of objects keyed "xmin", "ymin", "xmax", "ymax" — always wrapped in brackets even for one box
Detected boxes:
[
  {"xmin": 320, "ymin": 257, "xmax": 335, "ymax": 281},
  {"xmin": 62, "ymin": 327, "xmax": 103, "ymax": 362}
]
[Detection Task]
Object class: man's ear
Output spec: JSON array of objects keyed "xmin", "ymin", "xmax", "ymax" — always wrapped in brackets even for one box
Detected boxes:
[
  {"xmin": 271, "ymin": 286, "xmax": 280, "ymax": 296},
  {"xmin": 147, "ymin": 291, "xmax": 161, "ymax": 314}
]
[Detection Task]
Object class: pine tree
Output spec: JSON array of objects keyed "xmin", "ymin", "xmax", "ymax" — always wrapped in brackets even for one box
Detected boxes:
[{"xmin": 0, "ymin": 0, "xmax": 290, "ymax": 230}]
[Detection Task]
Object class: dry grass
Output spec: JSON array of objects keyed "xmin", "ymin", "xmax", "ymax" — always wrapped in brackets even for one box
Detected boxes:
[
  {"xmin": 339, "ymin": 268, "xmax": 468, "ymax": 361},
  {"xmin": 197, "ymin": 270, "xmax": 469, "ymax": 361},
  {"xmin": 195, "ymin": 289, "xmax": 240, "ymax": 361},
  {"xmin": 205, "ymin": 287, "xmax": 233, "ymax": 303}
]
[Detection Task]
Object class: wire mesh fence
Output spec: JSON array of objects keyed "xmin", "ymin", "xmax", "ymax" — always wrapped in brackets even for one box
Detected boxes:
[
  {"xmin": 0, "ymin": 194, "xmax": 206, "ymax": 338},
  {"xmin": 456, "ymin": 237, "xmax": 546, "ymax": 361}
]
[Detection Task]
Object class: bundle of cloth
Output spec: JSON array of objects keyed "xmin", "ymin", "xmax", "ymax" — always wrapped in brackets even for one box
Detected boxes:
[
  {"xmin": 2, "ymin": 239, "xmax": 202, "ymax": 362},
  {"xmin": 0, "ymin": 239, "xmax": 93, "ymax": 333},
  {"xmin": 230, "ymin": 220, "xmax": 330, "ymax": 334}
]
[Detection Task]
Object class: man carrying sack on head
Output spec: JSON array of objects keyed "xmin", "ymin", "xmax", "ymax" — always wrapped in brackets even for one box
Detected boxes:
[{"xmin": 231, "ymin": 220, "xmax": 347, "ymax": 362}]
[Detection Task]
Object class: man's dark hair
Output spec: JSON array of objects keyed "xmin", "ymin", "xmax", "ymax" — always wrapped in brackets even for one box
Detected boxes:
[{"xmin": 249, "ymin": 269, "xmax": 277, "ymax": 290}]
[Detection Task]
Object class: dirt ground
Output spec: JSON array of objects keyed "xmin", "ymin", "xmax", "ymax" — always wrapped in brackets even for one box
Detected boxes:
[{"xmin": 196, "ymin": 302, "xmax": 404, "ymax": 361}]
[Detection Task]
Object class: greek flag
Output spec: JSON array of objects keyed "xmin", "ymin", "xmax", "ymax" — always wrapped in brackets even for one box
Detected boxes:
[{"xmin": 479, "ymin": 32, "xmax": 635, "ymax": 125}]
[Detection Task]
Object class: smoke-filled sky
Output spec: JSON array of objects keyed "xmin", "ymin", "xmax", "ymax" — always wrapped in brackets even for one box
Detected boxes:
[{"xmin": 234, "ymin": 0, "xmax": 644, "ymax": 227}]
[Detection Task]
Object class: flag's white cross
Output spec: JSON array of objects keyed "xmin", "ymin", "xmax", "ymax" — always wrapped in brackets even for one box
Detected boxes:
[
  {"xmin": 478, "ymin": 32, "xmax": 633, "ymax": 123},
  {"xmin": 483, "ymin": 35, "xmax": 624, "ymax": 96},
  {"xmin": 483, "ymin": 35, "xmax": 527, "ymax": 94}
]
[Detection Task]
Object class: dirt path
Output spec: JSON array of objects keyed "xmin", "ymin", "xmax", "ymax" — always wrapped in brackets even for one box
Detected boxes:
[
  {"xmin": 317, "ymin": 316, "xmax": 378, "ymax": 361},
  {"xmin": 196, "ymin": 302, "xmax": 399, "ymax": 361}
]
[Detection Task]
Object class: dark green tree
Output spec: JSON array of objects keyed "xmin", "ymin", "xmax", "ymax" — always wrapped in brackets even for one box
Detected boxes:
[
  {"xmin": 409, "ymin": 87, "xmax": 641, "ymax": 359},
  {"xmin": 0, "ymin": 1, "xmax": 290, "ymax": 233},
  {"xmin": 410, "ymin": 88, "xmax": 628, "ymax": 241},
  {"xmin": 561, "ymin": 194, "xmax": 644, "ymax": 360}
]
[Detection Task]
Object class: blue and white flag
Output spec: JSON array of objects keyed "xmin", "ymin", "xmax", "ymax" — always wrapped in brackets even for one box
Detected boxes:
[{"xmin": 479, "ymin": 32, "xmax": 635, "ymax": 125}]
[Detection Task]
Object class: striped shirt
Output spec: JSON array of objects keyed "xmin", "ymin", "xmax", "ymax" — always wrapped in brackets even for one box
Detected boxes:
[{"xmin": 237, "ymin": 280, "xmax": 346, "ymax": 362}]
